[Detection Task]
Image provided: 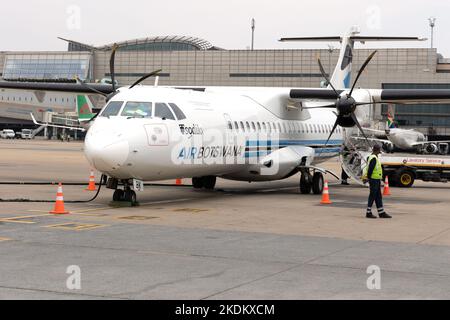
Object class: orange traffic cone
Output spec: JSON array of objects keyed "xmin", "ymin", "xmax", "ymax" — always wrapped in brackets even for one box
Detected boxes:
[
  {"xmin": 320, "ymin": 180, "xmax": 332, "ymax": 204},
  {"xmin": 175, "ymin": 178, "xmax": 183, "ymax": 185},
  {"xmin": 85, "ymin": 169, "xmax": 97, "ymax": 191},
  {"xmin": 50, "ymin": 183, "xmax": 69, "ymax": 214},
  {"xmin": 383, "ymin": 176, "xmax": 391, "ymax": 196}
]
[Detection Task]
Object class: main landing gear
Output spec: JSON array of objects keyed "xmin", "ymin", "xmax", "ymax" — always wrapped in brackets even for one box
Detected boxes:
[
  {"xmin": 192, "ymin": 176, "xmax": 217, "ymax": 190},
  {"xmin": 107, "ymin": 177, "xmax": 138, "ymax": 206},
  {"xmin": 299, "ymin": 169, "xmax": 324, "ymax": 195}
]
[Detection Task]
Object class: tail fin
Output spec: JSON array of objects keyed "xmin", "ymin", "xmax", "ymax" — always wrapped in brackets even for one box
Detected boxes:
[
  {"xmin": 386, "ymin": 111, "xmax": 396, "ymax": 129},
  {"xmin": 329, "ymin": 27, "xmax": 360, "ymax": 89},
  {"xmin": 77, "ymin": 95, "xmax": 95, "ymax": 122},
  {"xmin": 279, "ymin": 28, "xmax": 425, "ymax": 90}
]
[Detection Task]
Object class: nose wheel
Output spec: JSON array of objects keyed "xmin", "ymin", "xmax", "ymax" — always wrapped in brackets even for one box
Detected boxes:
[{"xmin": 110, "ymin": 178, "xmax": 138, "ymax": 206}]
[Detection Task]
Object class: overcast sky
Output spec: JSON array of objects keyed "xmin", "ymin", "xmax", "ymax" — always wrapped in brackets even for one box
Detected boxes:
[{"xmin": 2, "ymin": 0, "xmax": 449, "ymax": 56}]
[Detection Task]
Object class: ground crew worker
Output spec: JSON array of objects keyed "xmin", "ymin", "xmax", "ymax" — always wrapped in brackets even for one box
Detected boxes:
[{"xmin": 362, "ymin": 144, "xmax": 392, "ymax": 219}]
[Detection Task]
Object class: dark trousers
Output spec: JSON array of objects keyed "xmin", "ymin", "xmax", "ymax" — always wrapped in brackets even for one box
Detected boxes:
[{"xmin": 367, "ymin": 179, "xmax": 384, "ymax": 213}]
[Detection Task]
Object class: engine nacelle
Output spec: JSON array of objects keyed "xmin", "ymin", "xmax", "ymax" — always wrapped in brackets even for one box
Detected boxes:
[{"xmin": 425, "ymin": 143, "xmax": 438, "ymax": 154}]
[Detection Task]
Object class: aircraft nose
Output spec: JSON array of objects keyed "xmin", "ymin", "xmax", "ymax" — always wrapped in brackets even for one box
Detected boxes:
[{"xmin": 84, "ymin": 131, "xmax": 130, "ymax": 172}]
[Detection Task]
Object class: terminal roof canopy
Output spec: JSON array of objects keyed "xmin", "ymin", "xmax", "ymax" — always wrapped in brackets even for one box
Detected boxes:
[{"xmin": 59, "ymin": 36, "xmax": 223, "ymax": 52}]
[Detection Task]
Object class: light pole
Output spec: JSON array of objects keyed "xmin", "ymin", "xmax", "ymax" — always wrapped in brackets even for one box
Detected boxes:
[
  {"xmin": 251, "ymin": 18, "xmax": 255, "ymax": 50},
  {"xmin": 327, "ymin": 44, "xmax": 334, "ymax": 80},
  {"xmin": 428, "ymin": 17, "xmax": 436, "ymax": 49}
]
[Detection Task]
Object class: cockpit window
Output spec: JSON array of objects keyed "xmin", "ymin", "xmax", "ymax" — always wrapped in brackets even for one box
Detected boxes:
[
  {"xmin": 121, "ymin": 102, "xmax": 152, "ymax": 117},
  {"xmin": 100, "ymin": 101, "xmax": 123, "ymax": 117},
  {"xmin": 168, "ymin": 103, "xmax": 186, "ymax": 120},
  {"xmin": 154, "ymin": 103, "xmax": 175, "ymax": 120}
]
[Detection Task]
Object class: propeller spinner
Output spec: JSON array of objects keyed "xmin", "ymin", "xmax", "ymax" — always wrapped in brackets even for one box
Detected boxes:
[{"xmin": 307, "ymin": 51, "xmax": 378, "ymax": 147}]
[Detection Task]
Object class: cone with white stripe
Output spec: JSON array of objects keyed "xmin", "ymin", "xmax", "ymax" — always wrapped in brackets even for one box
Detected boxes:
[
  {"xmin": 383, "ymin": 175, "xmax": 391, "ymax": 196},
  {"xmin": 320, "ymin": 180, "xmax": 332, "ymax": 204},
  {"xmin": 175, "ymin": 178, "xmax": 183, "ymax": 185},
  {"xmin": 85, "ymin": 169, "xmax": 97, "ymax": 191},
  {"xmin": 50, "ymin": 183, "xmax": 69, "ymax": 214}
]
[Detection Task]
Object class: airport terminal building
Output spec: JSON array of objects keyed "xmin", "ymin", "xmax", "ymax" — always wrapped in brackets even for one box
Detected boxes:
[{"xmin": 1, "ymin": 35, "xmax": 450, "ymax": 135}]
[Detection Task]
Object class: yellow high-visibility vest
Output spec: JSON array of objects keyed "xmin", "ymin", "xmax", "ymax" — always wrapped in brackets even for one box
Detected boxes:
[{"xmin": 363, "ymin": 154, "xmax": 383, "ymax": 180}]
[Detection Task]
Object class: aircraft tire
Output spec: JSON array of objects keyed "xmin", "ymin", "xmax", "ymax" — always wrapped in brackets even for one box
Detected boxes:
[
  {"xmin": 124, "ymin": 190, "xmax": 137, "ymax": 205},
  {"xmin": 300, "ymin": 174, "xmax": 312, "ymax": 194},
  {"xmin": 192, "ymin": 177, "xmax": 203, "ymax": 189},
  {"xmin": 312, "ymin": 172, "xmax": 324, "ymax": 194},
  {"xmin": 203, "ymin": 176, "xmax": 217, "ymax": 190},
  {"xmin": 113, "ymin": 189, "xmax": 124, "ymax": 201}
]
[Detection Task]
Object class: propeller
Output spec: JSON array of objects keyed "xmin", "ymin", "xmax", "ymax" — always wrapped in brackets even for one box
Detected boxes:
[
  {"xmin": 314, "ymin": 50, "xmax": 378, "ymax": 147},
  {"xmin": 129, "ymin": 69, "xmax": 162, "ymax": 89}
]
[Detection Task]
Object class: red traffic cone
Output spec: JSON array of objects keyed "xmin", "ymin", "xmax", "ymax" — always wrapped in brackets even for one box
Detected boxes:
[
  {"xmin": 175, "ymin": 178, "xmax": 183, "ymax": 185},
  {"xmin": 85, "ymin": 169, "xmax": 97, "ymax": 191},
  {"xmin": 383, "ymin": 176, "xmax": 391, "ymax": 196},
  {"xmin": 320, "ymin": 180, "xmax": 332, "ymax": 204},
  {"xmin": 50, "ymin": 183, "xmax": 69, "ymax": 214}
]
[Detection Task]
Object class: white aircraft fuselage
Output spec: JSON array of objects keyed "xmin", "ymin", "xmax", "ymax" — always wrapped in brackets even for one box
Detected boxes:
[
  {"xmin": 386, "ymin": 128, "xmax": 426, "ymax": 150},
  {"xmin": 84, "ymin": 86, "xmax": 344, "ymax": 182}
]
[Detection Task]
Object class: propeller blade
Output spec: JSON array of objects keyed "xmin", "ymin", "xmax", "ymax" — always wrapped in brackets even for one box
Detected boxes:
[
  {"xmin": 110, "ymin": 44, "xmax": 119, "ymax": 92},
  {"xmin": 302, "ymin": 103, "xmax": 337, "ymax": 109},
  {"xmin": 355, "ymin": 100, "xmax": 449, "ymax": 106},
  {"xmin": 349, "ymin": 50, "xmax": 377, "ymax": 96},
  {"xmin": 129, "ymin": 69, "xmax": 163, "ymax": 89},
  {"xmin": 324, "ymin": 118, "xmax": 340, "ymax": 146},
  {"xmin": 317, "ymin": 57, "xmax": 339, "ymax": 96},
  {"xmin": 350, "ymin": 112, "xmax": 372, "ymax": 148},
  {"xmin": 86, "ymin": 112, "xmax": 99, "ymax": 124},
  {"xmin": 76, "ymin": 77, "xmax": 108, "ymax": 97}
]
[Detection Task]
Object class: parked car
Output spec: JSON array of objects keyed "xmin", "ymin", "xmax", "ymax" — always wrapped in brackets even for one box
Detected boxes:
[
  {"xmin": 0, "ymin": 129, "xmax": 16, "ymax": 139},
  {"xmin": 19, "ymin": 129, "xmax": 33, "ymax": 139}
]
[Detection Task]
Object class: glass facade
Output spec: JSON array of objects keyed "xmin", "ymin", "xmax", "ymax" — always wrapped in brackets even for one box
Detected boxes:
[
  {"xmin": 119, "ymin": 42, "xmax": 198, "ymax": 51},
  {"xmin": 3, "ymin": 53, "xmax": 91, "ymax": 81},
  {"xmin": 382, "ymin": 83, "xmax": 450, "ymax": 127}
]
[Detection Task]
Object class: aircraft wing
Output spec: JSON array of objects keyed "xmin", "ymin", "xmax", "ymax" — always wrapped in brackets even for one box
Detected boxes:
[
  {"xmin": 287, "ymin": 88, "xmax": 450, "ymax": 104},
  {"xmin": 0, "ymin": 81, "xmax": 114, "ymax": 95},
  {"xmin": 361, "ymin": 127, "xmax": 388, "ymax": 138},
  {"xmin": 351, "ymin": 136, "xmax": 394, "ymax": 147}
]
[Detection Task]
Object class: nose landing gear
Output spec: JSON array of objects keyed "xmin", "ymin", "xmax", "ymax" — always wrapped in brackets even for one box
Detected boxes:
[{"xmin": 108, "ymin": 177, "xmax": 138, "ymax": 206}]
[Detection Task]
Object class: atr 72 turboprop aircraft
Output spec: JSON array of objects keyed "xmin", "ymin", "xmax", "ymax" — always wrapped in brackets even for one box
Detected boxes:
[{"xmin": 1, "ymin": 28, "xmax": 450, "ymax": 204}]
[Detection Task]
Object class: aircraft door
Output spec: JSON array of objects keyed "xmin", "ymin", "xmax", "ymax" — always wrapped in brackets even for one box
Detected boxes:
[{"xmin": 144, "ymin": 124, "xmax": 169, "ymax": 146}]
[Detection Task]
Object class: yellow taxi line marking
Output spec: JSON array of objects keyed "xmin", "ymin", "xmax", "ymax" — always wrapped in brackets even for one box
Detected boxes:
[
  {"xmin": 27, "ymin": 198, "xmax": 195, "ymax": 216},
  {"xmin": 0, "ymin": 214, "xmax": 51, "ymax": 224},
  {"xmin": 0, "ymin": 237, "xmax": 11, "ymax": 242},
  {"xmin": 43, "ymin": 223, "xmax": 108, "ymax": 231}
]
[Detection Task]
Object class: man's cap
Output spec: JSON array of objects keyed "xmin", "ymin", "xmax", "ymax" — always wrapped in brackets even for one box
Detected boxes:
[{"xmin": 373, "ymin": 144, "xmax": 381, "ymax": 152}]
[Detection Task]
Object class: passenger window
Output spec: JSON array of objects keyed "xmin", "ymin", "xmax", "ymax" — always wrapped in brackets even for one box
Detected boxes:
[
  {"xmin": 100, "ymin": 101, "xmax": 123, "ymax": 117},
  {"xmin": 278, "ymin": 123, "xmax": 282, "ymax": 132},
  {"xmin": 155, "ymin": 103, "xmax": 175, "ymax": 120},
  {"xmin": 169, "ymin": 103, "xmax": 186, "ymax": 120},
  {"xmin": 121, "ymin": 101, "xmax": 152, "ymax": 117},
  {"xmin": 240, "ymin": 121, "xmax": 245, "ymax": 131},
  {"xmin": 234, "ymin": 121, "xmax": 239, "ymax": 130},
  {"xmin": 251, "ymin": 122, "xmax": 256, "ymax": 131},
  {"xmin": 262, "ymin": 122, "xmax": 266, "ymax": 131},
  {"xmin": 246, "ymin": 122, "xmax": 250, "ymax": 131},
  {"xmin": 257, "ymin": 122, "xmax": 261, "ymax": 131},
  {"xmin": 227, "ymin": 121, "xmax": 233, "ymax": 130}
]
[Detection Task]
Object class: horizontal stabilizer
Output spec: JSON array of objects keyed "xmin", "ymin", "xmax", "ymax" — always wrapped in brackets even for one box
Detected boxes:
[{"xmin": 279, "ymin": 36, "xmax": 425, "ymax": 43}]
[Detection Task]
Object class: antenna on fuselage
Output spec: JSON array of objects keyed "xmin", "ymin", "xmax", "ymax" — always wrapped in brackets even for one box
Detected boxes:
[{"xmin": 154, "ymin": 76, "xmax": 159, "ymax": 87}]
